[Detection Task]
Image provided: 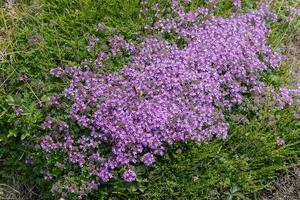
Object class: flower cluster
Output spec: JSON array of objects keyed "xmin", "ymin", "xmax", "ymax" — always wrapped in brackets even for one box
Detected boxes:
[
  {"xmin": 122, "ymin": 169, "xmax": 137, "ymax": 182},
  {"xmin": 16, "ymin": 73, "xmax": 28, "ymax": 82},
  {"xmin": 232, "ymin": 0, "xmax": 241, "ymax": 9},
  {"xmin": 14, "ymin": 107, "xmax": 23, "ymax": 116},
  {"xmin": 86, "ymin": 35, "xmax": 99, "ymax": 52},
  {"xmin": 108, "ymin": 35, "xmax": 136, "ymax": 56},
  {"xmin": 289, "ymin": 8, "xmax": 300, "ymax": 16},
  {"xmin": 40, "ymin": 1, "xmax": 298, "ymax": 198},
  {"xmin": 276, "ymin": 137, "xmax": 285, "ymax": 146}
]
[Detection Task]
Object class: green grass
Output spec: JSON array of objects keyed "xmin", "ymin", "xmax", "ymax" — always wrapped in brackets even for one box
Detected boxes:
[{"xmin": 0, "ymin": 0, "xmax": 299, "ymax": 199}]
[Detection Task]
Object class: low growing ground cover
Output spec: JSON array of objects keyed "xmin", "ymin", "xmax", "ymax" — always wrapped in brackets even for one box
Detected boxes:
[{"xmin": 0, "ymin": 0, "xmax": 299, "ymax": 199}]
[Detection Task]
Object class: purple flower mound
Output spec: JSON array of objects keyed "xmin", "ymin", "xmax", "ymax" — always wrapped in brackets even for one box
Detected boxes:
[
  {"xmin": 122, "ymin": 169, "xmax": 137, "ymax": 182},
  {"xmin": 141, "ymin": 153, "xmax": 155, "ymax": 166},
  {"xmin": 97, "ymin": 169, "xmax": 113, "ymax": 182},
  {"xmin": 40, "ymin": 1, "xmax": 297, "ymax": 198}
]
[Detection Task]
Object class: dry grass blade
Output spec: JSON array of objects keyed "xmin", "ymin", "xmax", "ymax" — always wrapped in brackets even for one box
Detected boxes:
[
  {"xmin": 0, "ymin": 184, "xmax": 20, "ymax": 200},
  {"xmin": 259, "ymin": 168, "xmax": 300, "ymax": 200}
]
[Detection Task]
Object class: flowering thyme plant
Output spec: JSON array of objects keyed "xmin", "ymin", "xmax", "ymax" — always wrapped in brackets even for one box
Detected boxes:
[{"xmin": 40, "ymin": 1, "xmax": 300, "ymax": 198}]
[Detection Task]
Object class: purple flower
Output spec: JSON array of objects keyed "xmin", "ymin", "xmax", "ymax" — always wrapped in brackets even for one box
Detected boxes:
[
  {"xmin": 97, "ymin": 169, "xmax": 112, "ymax": 182},
  {"xmin": 293, "ymin": 112, "xmax": 300, "ymax": 120},
  {"xmin": 48, "ymin": 95, "xmax": 61, "ymax": 106},
  {"xmin": 65, "ymin": 184, "xmax": 78, "ymax": 194},
  {"xmin": 40, "ymin": 136, "xmax": 60, "ymax": 153},
  {"xmin": 14, "ymin": 107, "xmax": 23, "ymax": 116},
  {"xmin": 16, "ymin": 73, "xmax": 28, "ymax": 82},
  {"xmin": 41, "ymin": 117, "xmax": 53, "ymax": 130},
  {"xmin": 50, "ymin": 67, "xmax": 65, "ymax": 77},
  {"xmin": 96, "ymin": 23, "xmax": 105, "ymax": 33},
  {"xmin": 109, "ymin": 35, "xmax": 136, "ymax": 55},
  {"xmin": 57, "ymin": 121, "xmax": 69, "ymax": 132},
  {"xmin": 94, "ymin": 52, "xmax": 107, "ymax": 68},
  {"xmin": 36, "ymin": 100, "xmax": 44, "ymax": 108},
  {"xmin": 44, "ymin": 173, "xmax": 53, "ymax": 180},
  {"xmin": 25, "ymin": 157, "xmax": 33, "ymax": 165},
  {"xmin": 68, "ymin": 151, "xmax": 85, "ymax": 167},
  {"xmin": 141, "ymin": 153, "xmax": 155, "ymax": 166},
  {"xmin": 276, "ymin": 137, "xmax": 285, "ymax": 146},
  {"xmin": 86, "ymin": 181, "xmax": 98, "ymax": 192},
  {"xmin": 122, "ymin": 169, "xmax": 136, "ymax": 182},
  {"xmin": 232, "ymin": 0, "xmax": 241, "ymax": 9},
  {"xmin": 279, "ymin": 88, "xmax": 293, "ymax": 106},
  {"xmin": 289, "ymin": 8, "xmax": 300, "ymax": 16},
  {"xmin": 86, "ymin": 35, "xmax": 99, "ymax": 51},
  {"xmin": 6, "ymin": 0, "xmax": 15, "ymax": 7}
]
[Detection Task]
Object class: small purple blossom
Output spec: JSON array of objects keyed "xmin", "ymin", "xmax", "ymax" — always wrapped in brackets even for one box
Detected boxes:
[
  {"xmin": 97, "ymin": 169, "xmax": 113, "ymax": 182},
  {"xmin": 205, "ymin": 0, "xmax": 217, "ymax": 4},
  {"xmin": 48, "ymin": 95, "xmax": 61, "ymax": 106},
  {"xmin": 232, "ymin": 0, "xmax": 241, "ymax": 9},
  {"xmin": 6, "ymin": 0, "xmax": 15, "ymax": 7},
  {"xmin": 141, "ymin": 153, "xmax": 155, "ymax": 166},
  {"xmin": 251, "ymin": 83, "xmax": 265, "ymax": 95},
  {"xmin": 86, "ymin": 181, "xmax": 98, "ymax": 192},
  {"xmin": 50, "ymin": 67, "xmax": 65, "ymax": 77},
  {"xmin": 293, "ymin": 112, "xmax": 300, "ymax": 120},
  {"xmin": 68, "ymin": 151, "xmax": 85, "ymax": 167},
  {"xmin": 25, "ymin": 157, "xmax": 33, "ymax": 165},
  {"xmin": 16, "ymin": 73, "xmax": 28, "ymax": 82},
  {"xmin": 65, "ymin": 184, "xmax": 78, "ymax": 194},
  {"xmin": 96, "ymin": 23, "xmax": 105, "ymax": 33},
  {"xmin": 88, "ymin": 152, "xmax": 103, "ymax": 162},
  {"xmin": 57, "ymin": 121, "xmax": 69, "ymax": 132},
  {"xmin": 44, "ymin": 173, "xmax": 53, "ymax": 180},
  {"xmin": 122, "ymin": 169, "xmax": 136, "ymax": 182},
  {"xmin": 94, "ymin": 52, "xmax": 107, "ymax": 68},
  {"xmin": 280, "ymin": 88, "xmax": 293, "ymax": 105},
  {"xmin": 41, "ymin": 117, "xmax": 53, "ymax": 130},
  {"xmin": 276, "ymin": 137, "xmax": 285, "ymax": 146},
  {"xmin": 109, "ymin": 35, "xmax": 136, "ymax": 55},
  {"xmin": 40, "ymin": 135, "xmax": 60, "ymax": 153},
  {"xmin": 289, "ymin": 8, "xmax": 300, "ymax": 16},
  {"xmin": 86, "ymin": 35, "xmax": 99, "ymax": 51},
  {"xmin": 14, "ymin": 107, "xmax": 23, "ymax": 116},
  {"xmin": 36, "ymin": 100, "xmax": 44, "ymax": 108}
]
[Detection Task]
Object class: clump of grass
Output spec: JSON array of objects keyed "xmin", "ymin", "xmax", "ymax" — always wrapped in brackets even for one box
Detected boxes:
[
  {"xmin": 259, "ymin": 168, "xmax": 300, "ymax": 200},
  {"xmin": 0, "ymin": 184, "xmax": 20, "ymax": 200}
]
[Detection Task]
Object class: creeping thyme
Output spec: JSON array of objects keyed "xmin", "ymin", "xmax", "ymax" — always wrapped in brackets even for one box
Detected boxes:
[{"xmin": 40, "ymin": 1, "xmax": 300, "ymax": 198}]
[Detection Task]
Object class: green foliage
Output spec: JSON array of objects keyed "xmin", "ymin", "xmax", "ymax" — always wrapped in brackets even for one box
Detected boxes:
[
  {"xmin": 0, "ymin": 0, "xmax": 299, "ymax": 199},
  {"xmin": 137, "ymin": 106, "xmax": 300, "ymax": 199}
]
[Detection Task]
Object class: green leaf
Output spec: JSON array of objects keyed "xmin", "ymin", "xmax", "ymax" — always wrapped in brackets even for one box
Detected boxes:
[
  {"xmin": 21, "ymin": 133, "xmax": 30, "ymax": 140},
  {"xmin": 235, "ymin": 192, "xmax": 245, "ymax": 199},
  {"xmin": 7, "ymin": 130, "xmax": 17, "ymax": 138},
  {"xmin": 6, "ymin": 95, "xmax": 15, "ymax": 106},
  {"xmin": 231, "ymin": 185, "xmax": 240, "ymax": 193}
]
